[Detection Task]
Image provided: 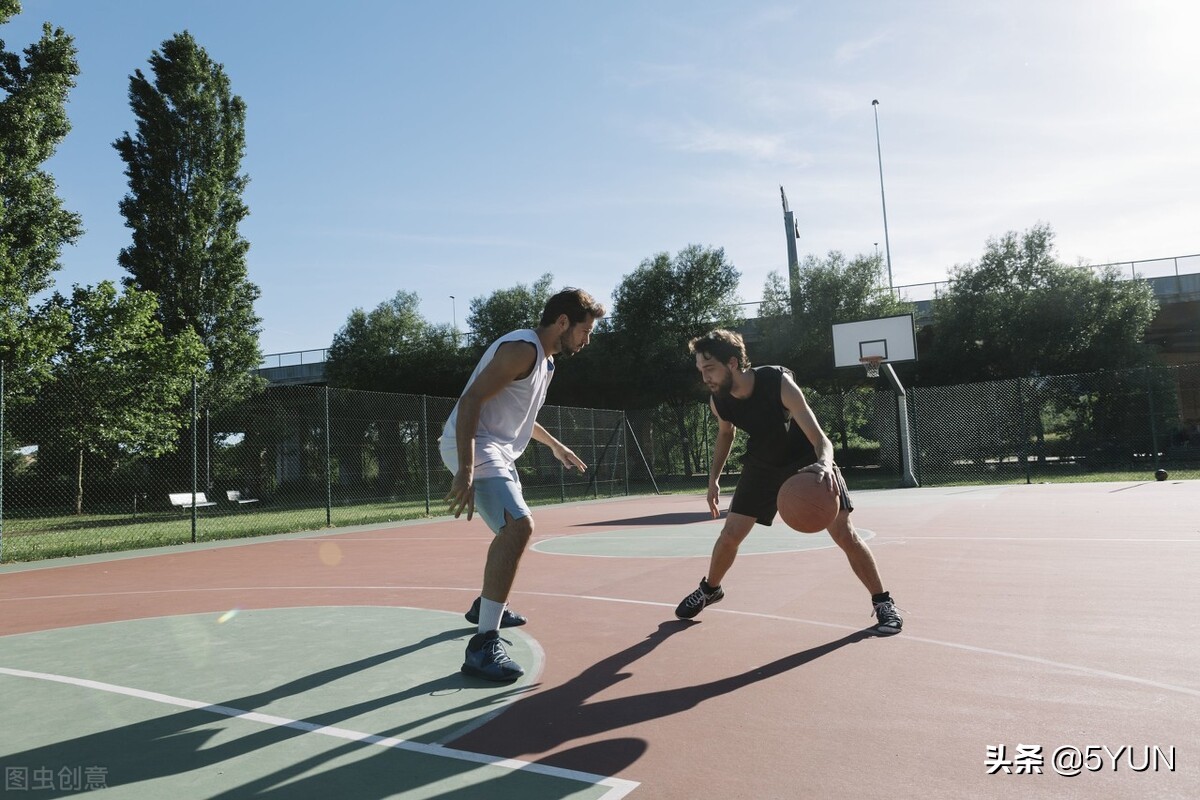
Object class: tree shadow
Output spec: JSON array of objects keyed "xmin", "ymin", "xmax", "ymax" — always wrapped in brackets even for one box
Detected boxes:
[
  {"xmin": 1, "ymin": 628, "xmax": 531, "ymax": 798},
  {"xmin": 3, "ymin": 621, "xmax": 876, "ymax": 798}
]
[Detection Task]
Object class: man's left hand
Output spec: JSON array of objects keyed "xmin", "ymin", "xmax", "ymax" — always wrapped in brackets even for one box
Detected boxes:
[
  {"xmin": 553, "ymin": 443, "xmax": 586, "ymax": 472},
  {"xmin": 800, "ymin": 461, "xmax": 836, "ymax": 492}
]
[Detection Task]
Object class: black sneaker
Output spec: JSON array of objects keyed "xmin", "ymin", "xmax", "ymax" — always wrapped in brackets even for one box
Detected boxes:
[
  {"xmin": 675, "ymin": 578, "xmax": 724, "ymax": 620},
  {"xmin": 461, "ymin": 630, "xmax": 525, "ymax": 682},
  {"xmin": 464, "ymin": 596, "xmax": 527, "ymax": 628},
  {"xmin": 872, "ymin": 598, "xmax": 904, "ymax": 635}
]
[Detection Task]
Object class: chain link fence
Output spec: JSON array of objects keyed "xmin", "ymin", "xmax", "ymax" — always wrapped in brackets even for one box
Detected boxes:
[
  {"xmin": 0, "ymin": 374, "xmax": 638, "ymax": 563},
  {"xmin": 2, "ymin": 363, "xmax": 1197, "ymax": 562},
  {"xmin": 905, "ymin": 364, "xmax": 1200, "ymax": 485}
]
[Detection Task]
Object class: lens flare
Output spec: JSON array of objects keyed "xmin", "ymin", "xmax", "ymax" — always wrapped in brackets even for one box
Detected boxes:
[{"xmin": 319, "ymin": 541, "xmax": 343, "ymax": 567}]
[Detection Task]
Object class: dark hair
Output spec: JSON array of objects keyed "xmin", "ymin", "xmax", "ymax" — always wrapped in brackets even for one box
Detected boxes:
[
  {"xmin": 689, "ymin": 329, "xmax": 749, "ymax": 369},
  {"xmin": 539, "ymin": 288, "xmax": 606, "ymax": 327}
]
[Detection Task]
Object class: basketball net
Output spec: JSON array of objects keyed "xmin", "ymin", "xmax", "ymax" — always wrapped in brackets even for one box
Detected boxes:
[{"xmin": 860, "ymin": 356, "xmax": 883, "ymax": 378}]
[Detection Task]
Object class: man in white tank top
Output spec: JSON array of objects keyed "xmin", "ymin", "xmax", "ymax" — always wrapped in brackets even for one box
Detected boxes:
[{"xmin": 441, "ymin": 288, "xmax": 605, "ymax": 681}]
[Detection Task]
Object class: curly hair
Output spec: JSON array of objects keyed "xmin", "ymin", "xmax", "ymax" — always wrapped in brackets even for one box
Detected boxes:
[{"xmin": 688, "ymin": 329, "xmax": 749, "ymax": 369}]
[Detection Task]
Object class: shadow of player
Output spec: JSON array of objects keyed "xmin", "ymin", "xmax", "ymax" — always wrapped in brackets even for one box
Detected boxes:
[{"xmin": 452, "ymin": 620, "xmax": 879, "ymax": 775}]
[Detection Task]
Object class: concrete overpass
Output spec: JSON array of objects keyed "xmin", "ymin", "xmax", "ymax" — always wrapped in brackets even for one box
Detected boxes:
[
  {"xmin": 894, "ymin": 268, "xmax": 1199, "ymax": 363},
  {"xmin": 258, "ymin": 256, "xmax": 1199, "ymax": 388},
  {"xmin": 257, "ymin": 349, "xmax": 327, "ymax": 386}
]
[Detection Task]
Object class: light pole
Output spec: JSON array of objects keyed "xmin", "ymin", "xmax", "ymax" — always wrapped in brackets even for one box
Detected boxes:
[
  {"xmin": 872, "ymin": 99, "xmax": 894, "ymax": 292},
  {"xmin": 449, "ymin": 295, "xmax": 457, "ymax": 346}
]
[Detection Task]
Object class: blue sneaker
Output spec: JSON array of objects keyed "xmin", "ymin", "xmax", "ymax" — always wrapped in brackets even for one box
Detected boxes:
[
  {"xmin": 462, "ymin": 630, "xmax": 524, "ymax": 682},
  {"xmin": 465, "ymin": 596, "xmax": 527, "ymax": 628}
]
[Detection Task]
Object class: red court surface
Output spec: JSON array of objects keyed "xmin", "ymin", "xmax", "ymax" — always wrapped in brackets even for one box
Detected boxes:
[{"xmin": 1, "ymin": 481, "xmax": 1197, "ymax": 798}]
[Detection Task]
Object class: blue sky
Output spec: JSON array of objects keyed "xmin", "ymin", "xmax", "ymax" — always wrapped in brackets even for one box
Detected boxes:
[{"xmin": 6, "ymin": 1, "xmax": 1199, "ymax": 355}]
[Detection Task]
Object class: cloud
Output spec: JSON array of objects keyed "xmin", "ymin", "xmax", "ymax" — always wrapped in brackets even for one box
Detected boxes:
[
  {"xmin": 646, "ymin": 120, "xmax": 813, "ymax": 167},
  {"xmin": 834, "ymin": 33, "xmax": 889, "ymax": 65}
]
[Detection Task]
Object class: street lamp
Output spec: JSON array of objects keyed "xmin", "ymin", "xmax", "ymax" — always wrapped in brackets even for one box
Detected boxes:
[
  {"xmin": 449, "ymin": 295, "xmax": 457, "ymax": 346},
  {"xmin": 872, "ymin": 99, "xmax": 894, "ymax": 291}
]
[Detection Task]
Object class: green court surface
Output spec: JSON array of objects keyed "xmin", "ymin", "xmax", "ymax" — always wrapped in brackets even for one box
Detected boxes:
[
  {"xmin": 0, "ymin": 607, "xmax": 633, "ymax": 799},
  {"xmin": 532, "ymin": 522, "xmax": 873, "ymax": 557}
]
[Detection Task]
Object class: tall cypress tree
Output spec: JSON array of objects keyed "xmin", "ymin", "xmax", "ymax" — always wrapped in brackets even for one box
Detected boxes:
[
  {"xmin": 0, "ymin": 0, "xmax": 81, "ymax": 399},
  {"xmin": 114, "ymin": 31, "xmax": 261, "ymax": 409}
]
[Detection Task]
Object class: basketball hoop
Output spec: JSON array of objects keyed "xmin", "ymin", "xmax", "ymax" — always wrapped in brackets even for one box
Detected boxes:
[{"xmin": 860, "ymin": 356, "xmax": 883, "ymax": 378}]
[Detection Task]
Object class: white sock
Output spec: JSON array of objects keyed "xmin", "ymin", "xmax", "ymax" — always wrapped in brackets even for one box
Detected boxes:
[{"xmin": 477, "ymin": 597, "xmax": 506, "ymax": 634}]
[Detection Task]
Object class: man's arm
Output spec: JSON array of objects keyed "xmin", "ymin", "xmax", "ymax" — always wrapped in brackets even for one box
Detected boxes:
[
  {"xmin": 445, "ymin": 341, "xmax": 537, "ymax": 519},
  {"xmin": 532, "ymin": 422, "xmax": 586, "ymax": 472},
  {"xmin": 779, "ymin": 371, "xmax": 837, "ymax": 491},
  {"xmin": 707, "ymin": 398, "xmax": 736, "ymax": 518}
]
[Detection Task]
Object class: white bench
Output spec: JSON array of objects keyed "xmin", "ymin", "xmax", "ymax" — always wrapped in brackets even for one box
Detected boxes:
[
  {"xmin": 226, "ymin": 490, "xmax": 259, "ymax": 506},
  {"xmin": 169, "ymin": 492, "xmax": 217, "ymax": 509}
]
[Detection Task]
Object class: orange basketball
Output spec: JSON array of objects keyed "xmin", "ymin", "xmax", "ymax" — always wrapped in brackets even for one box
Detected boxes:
[{"xmin": 777, "ymin": 471, "xmax": 839, "ymax": 533}]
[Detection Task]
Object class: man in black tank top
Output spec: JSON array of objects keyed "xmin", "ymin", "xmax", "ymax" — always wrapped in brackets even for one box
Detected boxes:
[{"xmin": 673, "ymin": 329, "xmax": 903, "ymax": 635}]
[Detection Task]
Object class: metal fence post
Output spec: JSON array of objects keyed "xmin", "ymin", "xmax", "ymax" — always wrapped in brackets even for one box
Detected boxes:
[
  {"xmin": 625, "ymin": 413, "xmax": 661, "ymax": 495},
  {"xmin": 422, "ymin": 395, "xmax": 431, "ymax": 515},
  {"xmin": 1147, "ymin": 366, "xmax": 1160, "ymax": 470},
  {"xmin": 324, "ymin": 386, "xmax": 332, "ymax": 526},
  {"xmin": 622, "ymin": 411, "xmax": 630, "ymax": 497},
  {"xmin": 558, "ymin": 406, "xmax": 565, "ymax": 502},
  {"xmin": 591, "ymin": 408, "xmax": 598, "ymax": 499},
  {"xmin": 1017, "ymin": 379, "xmax": 1031, "ymax": 485},
  {"xmin": 191, "ymin": 377, "xmax": 198, "ymax": 543},
  {"xmin": 205, "ymin": 407, "xmax": 211, "ymax": 491}
]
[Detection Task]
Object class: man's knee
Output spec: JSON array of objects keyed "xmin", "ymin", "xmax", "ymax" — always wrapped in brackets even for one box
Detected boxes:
[
  {"xmin": 827, "ymin": 512, "xmax": 862, "ymax": 546},
  {"xmin": 718, "ymin": 517, "xmax": 755, "ymax": 547},
  {"xmin": 500, "ymin": 513, "xmax": 534, "ymax": 544}
]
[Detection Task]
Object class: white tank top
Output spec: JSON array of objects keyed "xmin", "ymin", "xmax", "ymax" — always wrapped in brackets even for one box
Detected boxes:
[{"xmin": 440, "ymin": 329, "xmax": 554, "ymax": 478}]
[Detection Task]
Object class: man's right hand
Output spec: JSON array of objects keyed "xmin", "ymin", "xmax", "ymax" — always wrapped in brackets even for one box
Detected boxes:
[
  {"xmin": 707, "ymin": 481, "xmax": 721, "ymax": 519},
  {"xmin": 446, "ymin": 468, "xmax": 475, "ymax": 520}
]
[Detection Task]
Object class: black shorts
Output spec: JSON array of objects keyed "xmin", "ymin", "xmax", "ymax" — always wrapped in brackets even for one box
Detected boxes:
[{"xmin": 730, "ymin": 461, "xmax": 853, "ymax": 526}]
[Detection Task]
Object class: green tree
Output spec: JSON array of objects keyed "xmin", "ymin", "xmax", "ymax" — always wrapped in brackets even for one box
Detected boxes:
[
  {"xmin": 926, "ymin": 224, "xmax": 1159, "ymax": 382},
  {"xmin": 761, "ymin": 251, "xmax": 912, "ymax": 381},
  {"xmin": 758, "ymin": 269, "xmax": 791, "ymax": 317},
  {"xmin": 599, "ymin": 244, "xmax": 742, "ymax": 475},
  {"xmin": 36, "ymin": 281, "xmax": 205, "ymax": 514},
  {"xmin": 925, "ymin": 224, "xmax": 1163, "ymax": 465},
  {"xmin": 754, "ymin": 252, "xmax": 911, "ymax": 451},
  {"xmin": 113, "ymin": 31, "xmax": 261, "ymax": 410},
  {"xmin": 325, "ymin": 290, "xmax": 472, "ymax": 396},
  {"xmin": 0, "ymin": 1, "xmax": 81, "ymax": 400},
  {"xmin": 327, "ymin": 290, "xmax": 427, "ymax": 386},
  {"xmin": 465, "ymin": 272, "xmax": 554, "ymax": 347},
  {"xmin": 323, "ymin": 290, "xmax": 469, "ymax": 498}
]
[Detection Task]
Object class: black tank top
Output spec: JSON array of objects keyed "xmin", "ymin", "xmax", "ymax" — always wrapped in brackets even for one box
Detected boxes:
[{"xmin": 712, "ymin": 366, "xmax": 817, "ymax": 468}]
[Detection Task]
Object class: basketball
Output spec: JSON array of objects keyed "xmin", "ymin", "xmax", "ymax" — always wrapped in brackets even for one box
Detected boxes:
[
  {"xmin": 777, "ymin": 471, "xmax": 839, "ymax": 533},
  {"xmin": 1155, "ymin": 469, "xmax": 1168, "ymax": 481}
]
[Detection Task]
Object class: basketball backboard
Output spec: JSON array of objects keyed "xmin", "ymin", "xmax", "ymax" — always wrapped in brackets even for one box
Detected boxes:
[{"xmin": 831, "ymin": 313, "xmax": 917, "ymax": 369}]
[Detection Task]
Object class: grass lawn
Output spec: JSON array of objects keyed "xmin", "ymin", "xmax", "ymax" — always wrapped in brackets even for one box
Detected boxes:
[{"xmin": 2, "ymin": 468, "xmax": 1193, "ymax": 563}]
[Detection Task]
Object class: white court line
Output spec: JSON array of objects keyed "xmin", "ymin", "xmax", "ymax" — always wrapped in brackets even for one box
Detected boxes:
[
  {"xmin": 529, "ymin": 529, "xmax": 868, "ymax": 558},
  {"xmin": 513, "ymin": 592, "xmax": 1200, "ymax": 695},
  {"xmin": 0, "ymin": 666, "xmax": 639, "ymax": 799},
  {"xmin": 873, "ymin": 536, "xmax": 1200, "ymax": 542},
  {"xmin": 3, "ymin": 585, "xmax": 1197, "ymax": 699}
]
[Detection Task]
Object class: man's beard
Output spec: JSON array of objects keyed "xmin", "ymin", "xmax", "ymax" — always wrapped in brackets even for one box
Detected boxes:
[
  {"xmin": 707, "ymin": 372, "xmax": 733, "ymax": 397},
  {"xmin": 557, "ymin": 329, "xmax": 580, "ymax": 356}
]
